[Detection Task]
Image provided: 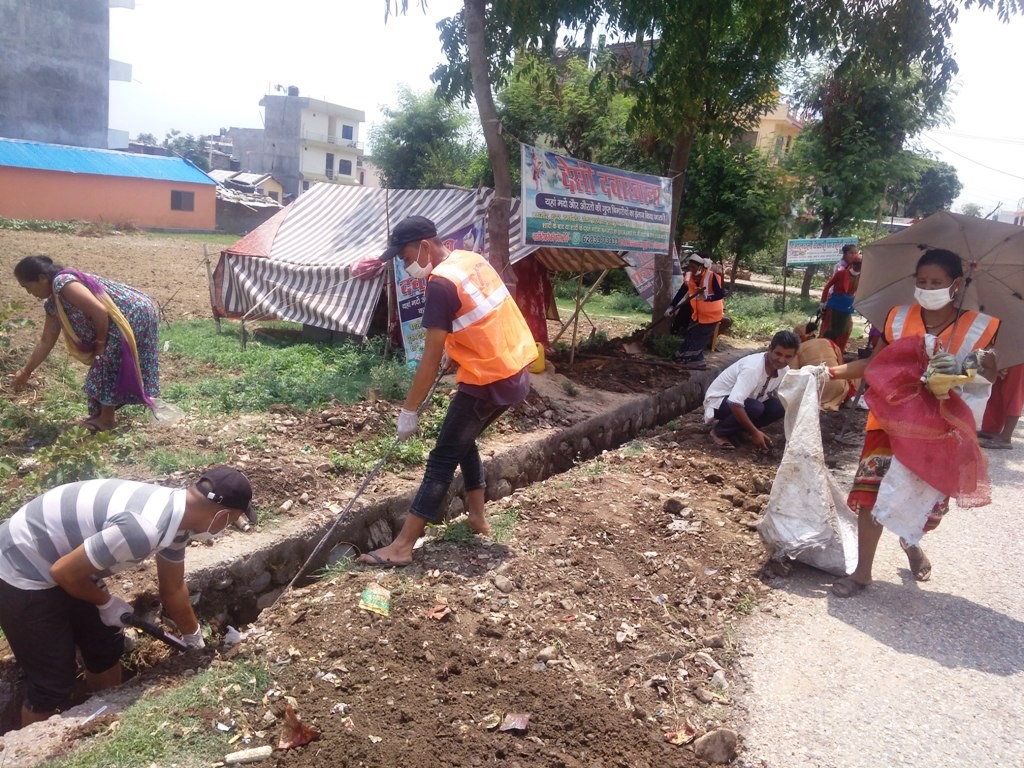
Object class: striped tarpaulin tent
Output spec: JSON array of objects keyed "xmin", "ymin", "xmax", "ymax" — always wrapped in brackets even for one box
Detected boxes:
[{"xmin": 212, "ymin": 184, "xmax": 629, "ymax": 336}]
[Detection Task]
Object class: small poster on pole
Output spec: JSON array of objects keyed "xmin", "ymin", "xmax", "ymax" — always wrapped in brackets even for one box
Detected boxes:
[{"xmin": 785, "ymin": 237, "xmax": 858, "ymax": 267}]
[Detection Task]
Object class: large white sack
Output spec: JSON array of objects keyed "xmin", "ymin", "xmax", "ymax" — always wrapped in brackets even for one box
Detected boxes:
[{"xmin": 757, "ymin": 368, "xmax": 858, "ymax": 576}]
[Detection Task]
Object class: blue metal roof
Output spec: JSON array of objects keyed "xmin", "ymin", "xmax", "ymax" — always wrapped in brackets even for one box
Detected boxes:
[{"xmin": 0, "ymin": 138, "xmax": 215, "ymax": 185}]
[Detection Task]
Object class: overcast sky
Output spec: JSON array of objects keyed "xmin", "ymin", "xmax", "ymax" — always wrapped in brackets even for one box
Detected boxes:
[{"xmin": 109, "ymin": 1, "xmax": 1022, "ymax": 213}]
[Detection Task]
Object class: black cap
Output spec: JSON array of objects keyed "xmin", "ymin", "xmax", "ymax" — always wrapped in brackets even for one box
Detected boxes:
[
  {"xmin": 197, "ymin": 466, "xmax": 256, "ymax": 524},
  {"xmin": 379, "ymin": 215, "xmax": 437, "ymax": 261}
]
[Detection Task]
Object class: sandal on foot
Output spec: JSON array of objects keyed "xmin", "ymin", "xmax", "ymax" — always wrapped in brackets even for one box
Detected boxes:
[
  {"xmin": 900, "ymin": 539, "xmax": 931, "ymax": 581},
  {"xmin": 979, "ymin": 437, "xmax": 1012, "ymax": 450},
  {"xmin": 708, "ymin": 433, "xmax": 735, "ymax": 451},
  {"xmin": 357, "ymin": 551, "xmax": 411, "ymax": 569},
  {"xmin": 831, "ymin": 577, "xmax": 869, "ymax": 598}
]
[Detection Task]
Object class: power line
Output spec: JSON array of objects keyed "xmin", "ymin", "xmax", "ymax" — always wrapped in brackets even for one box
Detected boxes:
[
  {"xmin": 928, "ymin": 129, "xmax": 1024, "ymax": 146},
  {"xmin": 922, "ymin": 135, "xmax": 1024, "ymax": 182}
]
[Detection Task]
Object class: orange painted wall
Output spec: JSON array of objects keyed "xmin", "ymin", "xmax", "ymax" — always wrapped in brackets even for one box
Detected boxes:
[{"xmin": 0, "ymin": 167, "xmax": 216, "ymax": 230}]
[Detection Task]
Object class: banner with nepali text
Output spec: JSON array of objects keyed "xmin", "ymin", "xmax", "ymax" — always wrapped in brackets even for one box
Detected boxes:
[{"xmin": 521, "ymin": 144, "xmax": 673, "ymax": 254}]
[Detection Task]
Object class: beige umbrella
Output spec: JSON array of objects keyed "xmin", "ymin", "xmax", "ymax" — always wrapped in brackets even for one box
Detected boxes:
[{"xmin": 856, "ymin": 211, "xmax": 1024, "ymax": 367}]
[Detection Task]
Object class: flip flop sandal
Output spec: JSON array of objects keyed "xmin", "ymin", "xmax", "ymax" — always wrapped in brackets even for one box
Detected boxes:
[
  {"xmin": 979, "ymin": 438, "xmax": 1013, "ymax": 450},
  {"xmin": 900, "ymin": 539, "xmax": 932, "ymax": 581},
  {"xmin": 707, "ymin": 433, "xmax": 735, "ymax": 450},
  {"xmin": 358, "ymin": 551, "xmax": 411, "ymax": 569},
  {"xmin": 831, "ymin": 577, "xmax": 869, "ymax": 597}
]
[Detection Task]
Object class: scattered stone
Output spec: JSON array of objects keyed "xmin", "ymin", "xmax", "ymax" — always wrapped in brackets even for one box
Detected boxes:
[
  {"xmin": 298, "ymin": 492, "xmax": 309, "ymax": 505},
  {"xmin": 536, "ymin": 645, "xmax": 558, "ymax": 663},
  {"xmin": 662, "ymin": 496, "xmax": 689, "ymax": 515},
  {"xmin": 704, "ymin": 633, "xmax": 726, "ymax": 649},
  {"xmin": 493, "ymin": 575, "xmax": 515, "ymax": 594},
  {"xmin": 693, "ymin": 727, "xmax": 738, "ymax": 764},
  {"xmin": 278, "ymin": 500, "xmax": 294, "ymax": 514},
  {"xmin": 704, "ymin": 473, "xmax": 725, "ymax": 485},
  {"xmin": 711, "ymin": 669, "xmax": 728, "ymax": 689}
]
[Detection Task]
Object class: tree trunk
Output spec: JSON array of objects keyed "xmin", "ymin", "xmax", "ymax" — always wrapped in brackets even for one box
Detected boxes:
[
  {"xmin": 652, "ymin": 127, "xmax": 696, "ymax": 325},
  {"xmin": 800, "ymin": 218, "xmax": 835, "ymax": 299},
  {"xmin": 464, "ymin": 0, "xmax": 515, "ymax": 292}
]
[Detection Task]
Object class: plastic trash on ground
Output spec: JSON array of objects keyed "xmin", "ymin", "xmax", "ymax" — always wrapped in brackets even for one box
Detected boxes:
[
  {"xmin": 757, "ymin": 368, "xmax": 858, "ymax": 576},
  {"xmin": 149, "ymin": 397, "xmax": 186, "ymax": 424}
]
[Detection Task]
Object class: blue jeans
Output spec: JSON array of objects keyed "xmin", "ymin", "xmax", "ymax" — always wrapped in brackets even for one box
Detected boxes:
[
  {"xmin": 410, "ymin": 391, "xmax": 510, "ymax": 523},
  {"xmin": 712, "ymin": 396, "xmax": 785, "ymax": 438}
]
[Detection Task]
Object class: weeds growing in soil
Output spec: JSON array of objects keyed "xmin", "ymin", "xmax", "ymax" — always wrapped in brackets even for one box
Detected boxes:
[
  {"xmin": 46, "ymin": 661, "xmax": 270, "ymax": 768},
  {"xmin": 735, "ymin": 591, "xmax": 758, "ymax": 615},
  {"xmin": 328, "ymin": 435, "xmax": 426, "ymax": 475},
  {"xmin": 489, "ymin": 507, "xmax": 521, "ymax": 543},
  {"xmin": 143, "ymin": 446, "xmax": 227, "ymax": 474},
  {"xmin": 160, "ymin": 320, "xmax": 412, "ymax": 414}
]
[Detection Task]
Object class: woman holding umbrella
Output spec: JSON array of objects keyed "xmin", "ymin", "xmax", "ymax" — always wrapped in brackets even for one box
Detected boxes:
[
  {"xmin": 825, "ymin": 248, "xmax": 999, "ymax": 597},
  {"xmin": 12, "ymin": 255, "xmax": 160, "ymax": 432}
]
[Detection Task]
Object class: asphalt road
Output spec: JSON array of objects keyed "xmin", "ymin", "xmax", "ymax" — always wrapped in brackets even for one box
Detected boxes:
[{"xmin": 738, "ymin": 429, "xmax": 1024, "ymax": 767}]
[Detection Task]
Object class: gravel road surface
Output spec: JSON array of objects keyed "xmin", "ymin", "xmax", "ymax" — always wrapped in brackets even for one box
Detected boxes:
[{"xmin": 738, "ymin": 431, "xmax": 1024, "ymax": 767}]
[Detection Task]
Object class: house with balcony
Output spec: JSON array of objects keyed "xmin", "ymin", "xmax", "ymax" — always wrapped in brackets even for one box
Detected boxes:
[
  {"xmin": 227, "ymin": 87, "xmax": 365, "ymax": 202},
  {"xmin": 739, "ymin": 101, "xmax": 805, "ymax": 163}
]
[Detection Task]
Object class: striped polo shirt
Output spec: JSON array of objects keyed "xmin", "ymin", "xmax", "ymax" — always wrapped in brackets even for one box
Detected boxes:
[{"xmin": 0, "ymin": 479, "xmax": 189, "ymax": 590}]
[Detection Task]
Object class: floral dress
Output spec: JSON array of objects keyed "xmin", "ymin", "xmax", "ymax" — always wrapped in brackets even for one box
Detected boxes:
[{"xmin": 44, "ymin": 273, "xmax": 160, "ymax": 415}]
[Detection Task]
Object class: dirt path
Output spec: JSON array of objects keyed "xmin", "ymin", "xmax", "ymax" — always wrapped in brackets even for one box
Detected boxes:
[{"xmin": 737, "ymin": 433, "xmax": 1024, "ymax": 767}]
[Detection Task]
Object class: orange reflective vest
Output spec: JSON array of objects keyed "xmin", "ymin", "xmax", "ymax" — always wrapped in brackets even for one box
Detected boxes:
[
  {"xmin": 429, "ymin": 250, "xmax": 537, "ymax": 386},
  {"xmin": 865, "ymin": 304, "xmax": 999, "ymax": 431},
  {"xmin": 686, "ymin": 269, "xmax": 724, "ymax": 324}
]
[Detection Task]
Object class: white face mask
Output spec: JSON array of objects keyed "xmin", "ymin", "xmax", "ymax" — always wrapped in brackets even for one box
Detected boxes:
[
  {"xmin": 191, "ymin": 510, "xmax": 229, "ymax": 544},
  {"xmin": 914, "ymin": 285, "xmax": 954, "ymax": 311},
  {"xmin": 404, "ymin": 244, "xmax": 433, "ymax": 279}
]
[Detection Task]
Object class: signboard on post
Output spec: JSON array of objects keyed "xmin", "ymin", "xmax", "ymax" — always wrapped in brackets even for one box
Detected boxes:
[
  {"xmin": 623, "ymin": 250, "xmax": 685, "ymax": 307},
  {"xmin": 785, "ymin": 237, "xmax": 858, "ymax": 267},
  {"xmin": 520, "ymin": 144, "xmax": 673, "ymax": 254}
]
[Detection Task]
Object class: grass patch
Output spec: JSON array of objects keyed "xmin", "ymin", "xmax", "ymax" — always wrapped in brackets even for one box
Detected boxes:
[
  {"xmin": 726, "ymin": 292, "xmax": 819, "ymax": 340},
  {"xmin": 143, "ymin": 446, "xmax": 227, "ymax": 474},
  {"xmin": 434, "ymin": 518, "xmax": 476, "ymax": 545},
  {"xmin": 0, "ymin": 216, "xmax": 79, "ymax": 234},
  {"xmin": 735, "ymin": 591, "xmax": 758, "ymax": 615},
  {"xmin": 47, "ymin": 661, "xmax": 269, "ymax": 768},
  {"xmin": 328, "ymin": 435, "xmax": 426, "ymax": 475},
  {"xmin": 624, "ymin": 440, "xmax": 646, "ymax": 456},
  {"xmin": 146, "ymin": 231, "xmax": 240, "ymax": 246},
  {"xmin": 489, "ymin": 507, "xmax": 521, "ymax": 543},
  {"xmin": 159, "ymin": 320, "xmax": 412, "ymax": 414}
]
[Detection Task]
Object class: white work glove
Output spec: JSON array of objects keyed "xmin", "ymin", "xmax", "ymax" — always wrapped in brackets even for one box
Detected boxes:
[
  {"xmin": 663, "ymin": 306, "xmax": 676, "ymax": 318},
  {"xmin": 397, "ymin": 408, "xmax": 419, "ymax": 441},
  {"xmin": 97, "ymin": 596, "xmax": 133, "ymax": 628},
  {"xmin": 928, "ymin": 351, "xmax": 960, "ymax": 375},
  {"xmin": 181, "ymin": 627, "xmax": 206, "ymax": 649}
]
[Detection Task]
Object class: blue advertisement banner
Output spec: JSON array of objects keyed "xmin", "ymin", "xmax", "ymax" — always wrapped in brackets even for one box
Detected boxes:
[{"xmin": 521, "ymin": 144, "xmax": 673, "ymax": 254}]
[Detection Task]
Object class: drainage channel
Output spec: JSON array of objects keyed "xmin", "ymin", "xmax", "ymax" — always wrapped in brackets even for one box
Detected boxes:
[{"xmin": 181, "ymin": 351, "xmax": 747, "ymax": 628}]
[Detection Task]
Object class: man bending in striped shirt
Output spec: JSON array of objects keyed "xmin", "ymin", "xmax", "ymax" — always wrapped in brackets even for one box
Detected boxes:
[{"xmin": 0, "ymin": 465, "xmax": 255, "ymax": 729}]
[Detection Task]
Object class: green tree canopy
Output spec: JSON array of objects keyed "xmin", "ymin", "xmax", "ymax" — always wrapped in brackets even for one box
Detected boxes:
[
  {"xmin": 683, "ymin": 136, "xmax": 789, "ymax": 280},
  {"xmin": 368, "ymin": 87, "xmax": 481, "ymax": 189},
  {"xmin": 162, "ymin": 130, "xmax": 209, "ymax": 171}
]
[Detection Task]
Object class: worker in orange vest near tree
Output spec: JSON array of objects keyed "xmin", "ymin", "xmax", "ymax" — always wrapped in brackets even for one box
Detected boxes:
[
  {"xmin": 360, "ymin": 216, "xmax": 537, "ymax": 567},
  {"xmin": 665, "ymin": 252, "xmax": 725, "ymax": 370}
]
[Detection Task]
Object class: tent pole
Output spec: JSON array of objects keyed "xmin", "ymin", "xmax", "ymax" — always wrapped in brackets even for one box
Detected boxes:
[
  {"xmin": 569, "ymin": 270, "xmax": 584, "ymax": 366},
  {"xmin": 550, "ymin": 268, "xmax": 611, "ymax": 345},
  {"xmin": 384, "ymin": 261, "xmax": 395, "ymax": 362},
  {"xmin": 203, "ymin": 244, "xmax": 221, "ymax": 333}
]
